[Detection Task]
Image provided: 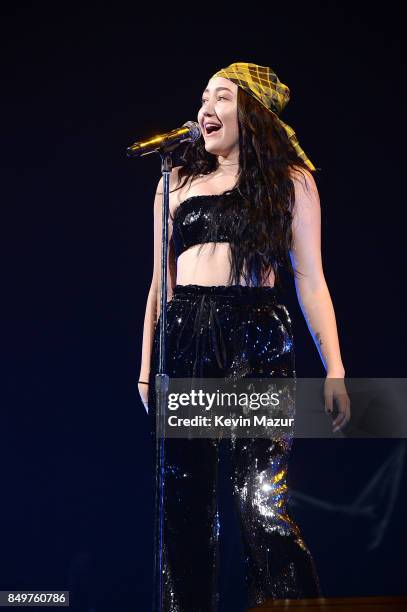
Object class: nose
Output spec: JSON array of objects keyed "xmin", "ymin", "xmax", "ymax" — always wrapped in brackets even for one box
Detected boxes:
[
  {"xmin": 201, "ymin": 105, "xmax": 218, "ymax": 124},
  {"xmin": 200, "ymin": 97, "xmax": 217, "ymax": 119}
]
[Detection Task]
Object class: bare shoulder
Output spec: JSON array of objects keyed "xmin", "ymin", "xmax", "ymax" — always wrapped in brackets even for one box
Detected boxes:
[
  {"xmin": 155, "ymin": 165, "xmax": 184, "ymax": 196},
  {"xmin": 289, "ymin": 165, "xmax": 318, "ymax": 195},
  {"xmin": 288, "ymin": 165, "xmax": 320, "ymax": 233},
  {"xmin": 155, "ymin": 165, "xmax": 189, "ymax": 215}
]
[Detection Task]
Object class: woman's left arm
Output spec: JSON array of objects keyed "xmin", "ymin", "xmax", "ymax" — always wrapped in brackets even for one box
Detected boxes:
[{"xmin": 289, "ymin": 168, "xmax": 350, "ymax": 431}]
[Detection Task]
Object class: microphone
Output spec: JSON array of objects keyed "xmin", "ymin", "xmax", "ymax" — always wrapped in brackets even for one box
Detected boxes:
[{"xmin": 126, "ymin": 120, "xmax": 202, "ymax": 158}]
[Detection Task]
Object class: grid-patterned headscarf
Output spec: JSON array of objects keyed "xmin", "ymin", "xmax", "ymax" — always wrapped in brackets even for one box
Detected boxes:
[{"xmin": 210, "ymin": 62, "xmax": 316, "ymax": 171}]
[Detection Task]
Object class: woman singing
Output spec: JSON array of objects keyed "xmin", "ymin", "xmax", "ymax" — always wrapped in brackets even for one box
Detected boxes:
[{"xmin": 138, "ymin": 62, "xmax": 350, "ymax": 611}]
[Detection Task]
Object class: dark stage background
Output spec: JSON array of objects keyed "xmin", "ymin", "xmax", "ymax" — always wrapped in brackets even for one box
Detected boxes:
[{"xmin": 1, "ymin": 2, "xmax": 405, "ymax": 611}]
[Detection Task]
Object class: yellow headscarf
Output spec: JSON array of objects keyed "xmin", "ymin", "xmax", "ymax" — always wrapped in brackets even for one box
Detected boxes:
[{"xmin": 210, "ymin": 62, "xmax": 316, "ymax": 171}]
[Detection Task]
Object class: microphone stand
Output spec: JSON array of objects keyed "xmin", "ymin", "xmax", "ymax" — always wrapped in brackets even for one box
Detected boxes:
[
  {"xmin": 152, "ymin": 149, "xmax": 173, "ymax": 612},
  {"xmin": 127, "ymin": 121, "xmax": 200, "ymax": 611}
]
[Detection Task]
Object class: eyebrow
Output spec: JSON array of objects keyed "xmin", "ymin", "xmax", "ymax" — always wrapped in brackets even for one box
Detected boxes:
[{"xmin": 202, "ymin": 87, "xmax": 234, "ymax": 95}]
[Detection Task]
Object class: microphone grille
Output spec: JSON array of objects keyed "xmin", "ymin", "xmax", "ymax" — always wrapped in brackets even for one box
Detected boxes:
[{"xmin": 182, "ymin": 121, "xmax": 202, "ymax": 143}]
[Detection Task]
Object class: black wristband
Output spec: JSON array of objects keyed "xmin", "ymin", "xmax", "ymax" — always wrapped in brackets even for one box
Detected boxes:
[{"xmin": 138, "ymin": 380, "xmax": 149, "ymax": 385}]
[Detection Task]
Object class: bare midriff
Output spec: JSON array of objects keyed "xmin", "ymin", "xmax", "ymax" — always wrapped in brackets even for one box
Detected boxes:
[{"xmin": 169, "ymin": 173, "xmax": 276, "ymax": 288}]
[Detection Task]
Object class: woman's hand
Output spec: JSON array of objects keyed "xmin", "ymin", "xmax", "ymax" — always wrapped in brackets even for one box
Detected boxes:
[
  {"xmin": 138, "ymin": 382, "xmax": 149, "ymax": 415},
  {"xmin": 324, "ymin": 375, "xmax": 351, "ymax": 433}
]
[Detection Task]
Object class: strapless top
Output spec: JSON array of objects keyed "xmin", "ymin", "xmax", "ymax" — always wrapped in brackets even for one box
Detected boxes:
[{"xmin": 171, "ymin": 187, "xmax": 242, "ymax": 259}]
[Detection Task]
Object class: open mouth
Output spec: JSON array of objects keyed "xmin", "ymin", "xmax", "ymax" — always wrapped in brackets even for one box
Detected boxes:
[{"xmin": 205, "ymin": 124, "xmax": 222, "ymax": 137}]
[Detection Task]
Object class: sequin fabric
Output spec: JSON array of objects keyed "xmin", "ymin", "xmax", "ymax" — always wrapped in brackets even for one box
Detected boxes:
[
  {"xmin": 147, "ymin": 284, "xmax": 321, "ymax": 611},
  {"xmin": 171, "ymin": 187, "xmax": 241, "ymax": 260}
]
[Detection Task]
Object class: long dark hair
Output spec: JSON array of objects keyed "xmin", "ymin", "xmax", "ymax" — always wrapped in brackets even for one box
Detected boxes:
[{"xmin": 172, "ymin": 86, "xmax": 319, "ymax": 288}]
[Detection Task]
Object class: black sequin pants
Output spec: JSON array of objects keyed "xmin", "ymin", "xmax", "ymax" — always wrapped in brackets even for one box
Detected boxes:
[{"xmin": 148, "ymin": 284, "xmax": 321, "ymax": 611}]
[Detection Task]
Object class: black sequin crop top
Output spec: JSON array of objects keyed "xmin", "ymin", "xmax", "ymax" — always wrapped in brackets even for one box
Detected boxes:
[{"xmin": 171, "ymin": 187, "xmax": 242, "ymax": 259}]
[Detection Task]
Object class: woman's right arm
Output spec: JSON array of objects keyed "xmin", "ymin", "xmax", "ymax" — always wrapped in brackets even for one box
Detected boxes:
[{"xmin": 138, "ymin": 170, "xmax": 179, "ymax": 412}]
